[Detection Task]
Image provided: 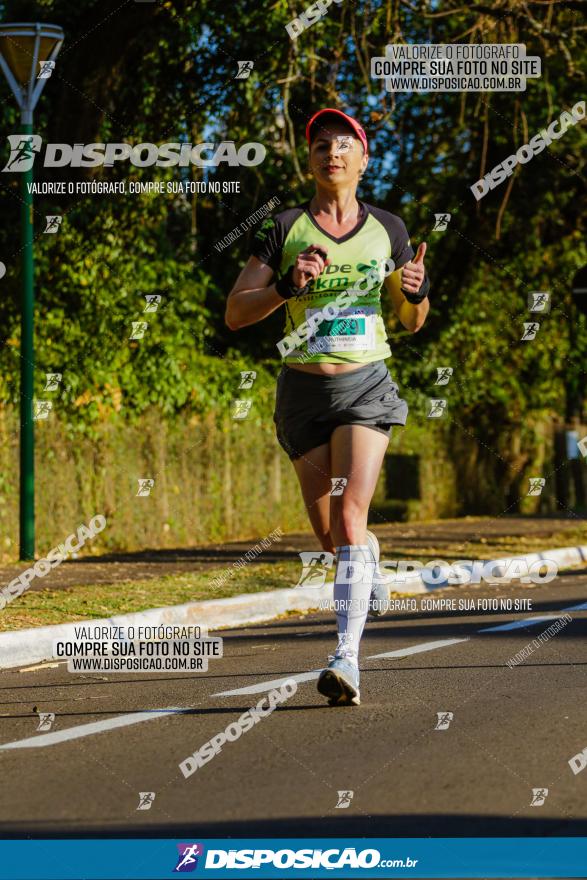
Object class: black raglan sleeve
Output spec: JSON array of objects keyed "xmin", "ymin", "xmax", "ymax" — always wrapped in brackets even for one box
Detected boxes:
[
  {"xmin": 368, "ymin": 205, "xmax": 416, "ymax": 270},
  {"xmin": 249, "ymin": 215, "xmax": 286, "ymax": 272},
  {"xmin": 249, "ymin": 206, "xmax": 305, "ymax": 273},
  {"xmin": 390, "ymin": 216, "xmax": 416, "ymax": 270}
]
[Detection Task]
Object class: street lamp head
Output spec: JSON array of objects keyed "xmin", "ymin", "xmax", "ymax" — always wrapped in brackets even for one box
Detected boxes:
[{"xmin": 0, "ymin": 22, "xmax": 64, "ymax": 123}]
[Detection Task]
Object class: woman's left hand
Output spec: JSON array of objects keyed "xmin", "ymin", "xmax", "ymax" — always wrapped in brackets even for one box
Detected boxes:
[{"xmin": 401, "ymin": 242, "xmax": 427, "ymax": 294}]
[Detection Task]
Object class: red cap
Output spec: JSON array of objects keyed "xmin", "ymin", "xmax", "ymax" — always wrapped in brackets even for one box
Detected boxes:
[{"xmin": 305, "ymin": 108, "xmax": 368, "ymax": 154}]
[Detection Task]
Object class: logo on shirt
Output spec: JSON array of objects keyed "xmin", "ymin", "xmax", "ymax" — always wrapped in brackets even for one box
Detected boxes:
[
  {"xmin": 356, "ymin": 259, "xmax": 379, "ymax": 274},
  {"xmin": 254, "ymin": 218, "xmax": 275, "ymax": 242}
]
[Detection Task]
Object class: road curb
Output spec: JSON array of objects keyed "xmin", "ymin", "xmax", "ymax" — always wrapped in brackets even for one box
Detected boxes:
[
  {"xmin": 0, "ymin": 583, "xmax": 332, "ymax": 671},
  {"xmin": 383, "ymin": 543, "xmax": 587, "ymax": 593},
  {"xmin": 0, "ymin": 543, "xmax": 585, "ymax": 671}
]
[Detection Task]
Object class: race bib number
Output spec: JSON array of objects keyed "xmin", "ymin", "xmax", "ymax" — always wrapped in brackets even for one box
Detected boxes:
[{"xmin": 305, "ymin": 307, "xmax": 377, "ymax": 354}]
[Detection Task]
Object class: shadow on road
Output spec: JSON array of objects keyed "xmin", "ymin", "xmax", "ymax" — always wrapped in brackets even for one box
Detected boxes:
[{"xmin": 1, "ymin": 814, "xmax": 586, "ymax": 837}]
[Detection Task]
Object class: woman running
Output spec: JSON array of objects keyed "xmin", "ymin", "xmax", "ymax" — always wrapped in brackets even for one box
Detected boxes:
[{"xmin": 226, "ymin": 108, "xmax": 430, "ymax": 706}]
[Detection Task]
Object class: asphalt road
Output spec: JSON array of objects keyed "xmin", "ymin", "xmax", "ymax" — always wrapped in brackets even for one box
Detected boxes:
[{"xmin": 0, "ymin": 573, "xmax": 586, "ymax": 839}]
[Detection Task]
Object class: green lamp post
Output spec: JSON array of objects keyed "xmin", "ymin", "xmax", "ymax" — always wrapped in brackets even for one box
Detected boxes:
[{"xmin": 0, "ymin": 23, "xmax": 63, "ymax": 560}]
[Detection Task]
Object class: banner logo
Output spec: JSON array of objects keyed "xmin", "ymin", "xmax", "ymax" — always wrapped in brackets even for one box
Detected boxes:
[
  {"xmin": 174, "ymin": 843, "xmax": 204, "ymax": 872},
  {"xmin": 2, "ymin": 139, "xmax": 266, "ymax": 171},
  {"xmin": 2, "ymin": 135, "xmax": 43, "ymax": 172}
]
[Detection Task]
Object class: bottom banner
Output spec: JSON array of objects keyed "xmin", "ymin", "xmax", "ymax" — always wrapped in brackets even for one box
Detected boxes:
[{"xmin": 0, "ymin": 837, "xmax": 585, "ymax": 878}]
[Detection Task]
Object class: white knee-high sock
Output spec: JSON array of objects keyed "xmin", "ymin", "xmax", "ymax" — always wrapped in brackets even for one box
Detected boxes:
[{"xmin": 333, "ymin": 544, "xmax": 375, "ymax": 660}]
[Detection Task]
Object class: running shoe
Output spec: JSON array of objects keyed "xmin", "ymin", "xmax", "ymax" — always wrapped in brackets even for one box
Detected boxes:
[
  {"xmin": 317, "ymin": 650, "xmax": 361, "ymax": 706},
  {"xmin": 366, "ymin": 529, "xmax": 389, "ymax": 617}
]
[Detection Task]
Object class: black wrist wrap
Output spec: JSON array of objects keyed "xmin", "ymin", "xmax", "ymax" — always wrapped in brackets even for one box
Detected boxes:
[
  {"xmin": 275, "ymin": 266, "xmax": 309, "ymax": 301},
  {"xmin": 402, "ymin": 273, "xmax": 430, "ymax": 304}
]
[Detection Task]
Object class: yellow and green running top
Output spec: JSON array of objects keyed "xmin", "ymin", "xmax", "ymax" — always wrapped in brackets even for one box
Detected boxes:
[{"xmin": 250, "ymin": 200, "xmax": 415, "ymax": 364}]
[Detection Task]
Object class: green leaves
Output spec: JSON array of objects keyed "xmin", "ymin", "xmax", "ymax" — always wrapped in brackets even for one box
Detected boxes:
[{"xmin": 0, "ymin": 0, "xmax": 584, "ymax": 483}]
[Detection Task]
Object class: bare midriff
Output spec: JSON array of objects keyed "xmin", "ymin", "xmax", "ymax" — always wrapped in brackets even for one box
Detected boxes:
[{"xmin": 288, "ymin": 362, "xmax": 365, "ymax": 375}]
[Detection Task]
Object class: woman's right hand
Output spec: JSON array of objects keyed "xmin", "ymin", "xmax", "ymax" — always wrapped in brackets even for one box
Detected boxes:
[{"xmin": 292, "ymin": 244, "xmax": 330, "ymax": 288}]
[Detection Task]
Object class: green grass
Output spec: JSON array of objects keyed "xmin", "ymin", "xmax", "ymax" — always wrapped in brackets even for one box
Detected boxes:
[
  {"xmin": 0, "ymin": 524, "xmax": 585, "ymax": 631},
  {"xmin": 0, "ymin": 562, "xmax": 300, "ymax": 632}
]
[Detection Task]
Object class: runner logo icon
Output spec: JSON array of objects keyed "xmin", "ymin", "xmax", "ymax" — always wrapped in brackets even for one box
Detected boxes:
[
  {"xmin": 174, "ymin": 843, "xmax": 204, "ymax": 872},
  {"xmin": 2, "ymin": 135, "xmax": 42, "ymax": 172},
  {"xmin": 335, "ymin": 790, "xmax": 354, "ymax": 808},
  {"xmin": 36, "ymin": 712, "xmax": 55, "ymax": 731},
  {"xmin": 296, "ymin": 551, "xmax": 335, "ymax": 588},
  {"xmin": 433, "ymin": 213, "xmax": 451, "ymax": 231},
  {"xmin": 435, "ymin": 711, "xmax": 454, "ymax": 730},
  {"xmin": 435, "ymin": 367, "xmax": 453, "ymax": 385},
  {"xmin": 529, "ymin": 291, "xmax": 551, "ymax": 313},
  {"xmin": 136, "ymin": 792, "xmax": 156, "ymax": 811},
  {"xmin": 530, "ymin": 788, "xmax": 549, "ymax": 806}
]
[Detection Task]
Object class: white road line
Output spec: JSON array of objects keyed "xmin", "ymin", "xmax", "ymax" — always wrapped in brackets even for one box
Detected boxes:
[
  {"xmin": 212, "ymin": 638, "xmax": 469, "ymax": 696},
  {"xmin": 479, "ymin": 603, "xmax": 587, "ymax": 632},
  {"xmin": 365, "ymin": 637, "xmax": 469, "ymax": 661},
  {"xmin": 479, "ymin": 615, "xmax": 561, "ymax": 633},
  {"xmin": 0, "ymin": 707, "xmax": 187, "ymax": 750},
  {"xmin": 212, "ymin": 670, "xmax": 322, "ymax": 698}
]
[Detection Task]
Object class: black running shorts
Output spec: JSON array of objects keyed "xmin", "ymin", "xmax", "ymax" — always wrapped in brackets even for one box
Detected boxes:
[{"xmin": 274, "ymin": 360, "xmax": 408, "ymax": 460}]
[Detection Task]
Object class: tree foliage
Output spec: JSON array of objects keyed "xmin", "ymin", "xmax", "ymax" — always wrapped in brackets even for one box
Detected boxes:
[{"xmin": 0, "ymin": 0, "xmax": 584, "ymax": 481}]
